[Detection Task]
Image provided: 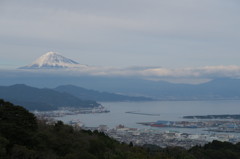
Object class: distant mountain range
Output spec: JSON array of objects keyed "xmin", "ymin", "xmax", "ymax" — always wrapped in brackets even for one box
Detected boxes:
[
  {"xmin": 93, "ymin": 77, "xmax": 240, "ymax": 100},
  {"xmin": 145, "ymin": 78, "xmax": 240, "ymax": 100},
  {"xmin": 51, "ymin": 77, "xmax": 240, "ymax": 100},
  {"xmin": 55, "ymin": 85, "xmax": 152, "ymax": 101},
  {"xmin": 52, "ymin": 77, "xmax": 240, "ymax": 100},
  {"xmin": 1, "ymin": 77, "xmax": 240, "ymax": 111},
  {"xmin": 0, "ymin": 84, "xmax": 153, "ymax": 111},
  {"xmin": 0, "ymin": 78, "xmax": 240, "ymax": 111}
]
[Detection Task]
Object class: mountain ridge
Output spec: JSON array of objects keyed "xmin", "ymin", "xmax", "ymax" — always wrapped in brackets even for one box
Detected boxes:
[
  {"xmin": 55, "ymin": 84, "xmax": 153, "ymax": 101},
  {"xmin": 0, "ymin": 84, "xmax": 153, "ymax": 111},
  {"xmin": 0, "ymin": 84, "xmax": 100, "ymax": 110}
]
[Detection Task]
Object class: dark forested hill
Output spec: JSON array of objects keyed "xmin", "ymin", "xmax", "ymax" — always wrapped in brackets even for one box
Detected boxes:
[
  {"xmin": 1, "ymin": 100, "xmax": 240, "ymax": 159},
  {"xmin": 55, "ymin": 85, "xmax": 153, "ymax": 101},
  {"xmin": 0, "ymin": 84, "xmax": 100, "ymax": 110}
]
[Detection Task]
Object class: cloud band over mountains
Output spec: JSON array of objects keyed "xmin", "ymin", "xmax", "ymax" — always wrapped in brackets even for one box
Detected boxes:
[
  {"xmin": 81, "ymin": 65, "xmax": 240, "ymax": 79},
  {"xmin": 2, "ymin": 65, "xmax": 238, "ymax": 83},
  {"xmin": 2, "ymin": 51, "xmax": 240, "ymax": 83}
]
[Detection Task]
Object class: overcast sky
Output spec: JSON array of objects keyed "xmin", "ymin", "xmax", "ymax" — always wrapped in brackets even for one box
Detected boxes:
[{"xmin": 1, "ymin": 0, "xmax": 240, "ymax": 69}]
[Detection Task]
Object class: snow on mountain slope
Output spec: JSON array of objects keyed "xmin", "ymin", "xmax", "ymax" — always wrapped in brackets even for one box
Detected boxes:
[{"xmin": 20, "ymin": 52, "xmax": 86, "ymax": 69}]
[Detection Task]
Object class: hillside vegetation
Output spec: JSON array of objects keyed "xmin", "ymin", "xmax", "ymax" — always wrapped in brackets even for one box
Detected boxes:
[{"xmin": 1, "ymin": 99, "xmax": 240, "ymax": 159}]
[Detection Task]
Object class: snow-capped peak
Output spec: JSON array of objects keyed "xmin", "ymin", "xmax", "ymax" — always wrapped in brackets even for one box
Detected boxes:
[
  {"xmin": 20, "ymin": 52, "xmax": 83, "ymax": 69},
  {"xmin": 34, "ymin": 52, "xmax": 79, "ymax": 66}
]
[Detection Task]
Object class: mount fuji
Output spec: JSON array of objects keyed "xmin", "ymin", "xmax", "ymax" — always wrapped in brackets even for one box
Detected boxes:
[{"xmin": 20, "ymin": 52, "xmax": 85, "ymax": 69}]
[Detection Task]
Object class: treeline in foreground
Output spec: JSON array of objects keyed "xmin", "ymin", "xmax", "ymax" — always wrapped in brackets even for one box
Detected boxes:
[{"xmin": 1, "ymin": 99, "xmax": 240, "ymax": 159}]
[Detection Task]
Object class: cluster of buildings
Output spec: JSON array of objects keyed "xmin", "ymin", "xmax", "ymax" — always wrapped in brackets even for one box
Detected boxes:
[
  {"xmin": 139, "ymin": 120, "xmax": 240, "ymax": 133},
  {"xmin": 33, "ymin": 106, "xmax": 110, "ymax": 118},
  {"xmin": 70, "ymin": 123, "xmax": 240, "ymax": 149},
  {"xmin": 106, "ymin": 125, "xmax": 239, "ymax": 149}
]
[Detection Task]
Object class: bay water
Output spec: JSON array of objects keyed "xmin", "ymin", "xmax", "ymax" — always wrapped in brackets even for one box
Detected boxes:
[{"xmin": 56, "ymin": 100, "xmax": 240, "ymax": 134}]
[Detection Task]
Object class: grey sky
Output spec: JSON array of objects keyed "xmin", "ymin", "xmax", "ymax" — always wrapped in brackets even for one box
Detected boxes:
[{"xmin": 1, "ymin": 0, "xmax": 240, "ymax": 69}]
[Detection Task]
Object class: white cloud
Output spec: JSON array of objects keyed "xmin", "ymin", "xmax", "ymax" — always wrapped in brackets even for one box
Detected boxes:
[
  {"xmin": 2, "ymin": 64, "xmax": 240, "ymax": 84},
  {"xmin": 37, "ymin": 65, "xmax": 240, "ymax": 80},
  {"xmin": 133, "ymin": 65, "xmax": 240, "ymax": 79}
]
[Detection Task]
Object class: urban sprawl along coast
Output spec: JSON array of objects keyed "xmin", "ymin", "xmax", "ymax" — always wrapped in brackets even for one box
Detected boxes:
[{"xmin": 34, "ymin": 108, "xmax": 240, "ymax": 149}]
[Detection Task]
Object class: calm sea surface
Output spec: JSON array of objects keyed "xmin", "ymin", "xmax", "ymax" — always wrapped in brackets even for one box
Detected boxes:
[{"xmin": 57, "ymin": 100, "xmax": 240, "ymax": 133}]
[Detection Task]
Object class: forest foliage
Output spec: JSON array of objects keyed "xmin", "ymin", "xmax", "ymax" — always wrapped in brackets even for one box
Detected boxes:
[{"xmin": 1, "ymin": 99, "xmax": 240, "ymax": 159}]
